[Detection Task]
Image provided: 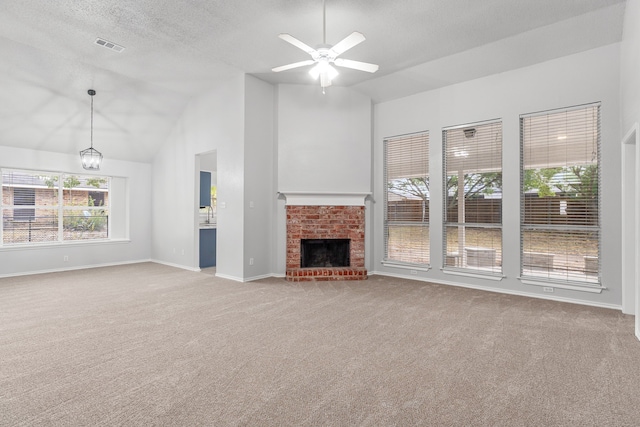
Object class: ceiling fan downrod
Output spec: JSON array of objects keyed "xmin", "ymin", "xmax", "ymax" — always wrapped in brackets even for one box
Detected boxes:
[{"xmin": 322, "ymin": 0, "xmax": 326, "ymax": 45}]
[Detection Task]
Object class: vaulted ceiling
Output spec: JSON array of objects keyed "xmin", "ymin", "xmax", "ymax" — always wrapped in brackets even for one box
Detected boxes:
[{"xmin": 0, "ymin": 0, "xmax": 626, "ymax": 163}]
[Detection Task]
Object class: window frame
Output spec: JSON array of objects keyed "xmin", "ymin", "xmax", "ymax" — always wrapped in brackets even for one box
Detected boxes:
[
  {"xmin": 442, "ymin": 119, "xmax": 503, "ymax": 278},
  {"xmin": 519, "ymin": 102, "xmax": 602, "ymax": 291},
  {"xmin": 383, "ymin": 131, "xmax": 431, "ymax": 269},
  {"xmin": 1, "ymin": 168, "xmax": 112, "ymax": 247}
]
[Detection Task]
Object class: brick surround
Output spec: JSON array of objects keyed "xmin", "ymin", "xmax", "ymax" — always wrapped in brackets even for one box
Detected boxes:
[{"xmin": 286, "ymin": 205, "xmax": 367, "ymax": 281}]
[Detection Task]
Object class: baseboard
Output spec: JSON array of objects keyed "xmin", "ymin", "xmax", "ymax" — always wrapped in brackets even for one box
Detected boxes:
[
  {"xmin": 0, "ymin": 258, "xmax": 282, "ymax": 283},
  {"xmin": 212, "ymin": 272, "xmax": 285, "ymax": 283},
  {"xmin": 0, "ymin": 259, "xmax": 153, "ymax": 279},
  {"xmin": 149, "ymin": 259, "xmax": 200, "ymax": 272},
  {"xmin": 240, "ymin": 273, "xmax": 277, "ymax": 282},
  {"xmin": 214, "ymin": 272, "xmax": 245, "ymax": 282},
  {"xmin": 149, "ymin": 262, "xmax": 282, "ymax": 283},
  {"xmin": 370, "ymin": 270, "xmax": 622, "ymax": 312}
]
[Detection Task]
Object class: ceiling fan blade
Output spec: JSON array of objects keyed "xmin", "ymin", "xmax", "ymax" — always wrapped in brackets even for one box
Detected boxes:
[
  {"xmin": 272, "ymin": 60, "xmax": 316, "ymax": 72},
  {"xmin": 329, "ymin": 32, "xmax": 366, "ymax": 56},
  {"xmin": 334, "ymin": 58, "xmax": 379, "ymax": 73},
  {"xmin": 278, "ymin": 33, "xmax": 316, "ymax": 55}
]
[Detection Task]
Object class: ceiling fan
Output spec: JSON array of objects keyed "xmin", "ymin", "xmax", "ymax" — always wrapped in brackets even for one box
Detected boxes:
[{"xmin": 272, "ymin": 0, "xmax": 379, "ymax": 93}]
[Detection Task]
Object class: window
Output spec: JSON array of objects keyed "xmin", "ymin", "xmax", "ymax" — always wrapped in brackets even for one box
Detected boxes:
[
  {"xmin": 13, "ymin": 187, "xmax": 35, "ymax": 221},
  {"xmin": 443, "ymin": 120, "xmax": 502, "ymax": 275},
  {"xmin": 520, "ymin": 103, "xmax": 600, "ymax": 286},
  {"xmin": 384, "ymin": 132, "xmax": 430, "ymax": 266},
  {"xmin": 1, "ymin": 170, "xmax": 110, "ymax": 245}
]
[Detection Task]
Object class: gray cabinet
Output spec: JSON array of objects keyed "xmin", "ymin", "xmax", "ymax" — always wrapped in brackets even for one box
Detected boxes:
[
  {"xmin": 200, "ymin": 171, "xmax": 211, "ymax": 208},
  {"xmin": 199, "ymin": 228, "xmax": 217, "ymax": 268}
]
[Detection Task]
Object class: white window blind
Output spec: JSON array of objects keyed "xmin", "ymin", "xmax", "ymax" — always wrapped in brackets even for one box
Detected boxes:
[
  {"xmin": 384, "ymin": 131, "xmax": 430, "ymax": 266},
  {"xmin": 443, "ymin": 120, "xmax": 502, "ymax": 275},
  {"xmin": 1, "ymin": 170, "xmax": 110, "ymax": 245},
  {"xmin": 520, "ymin": 103, "xmax": 600, "ymax": 285}
]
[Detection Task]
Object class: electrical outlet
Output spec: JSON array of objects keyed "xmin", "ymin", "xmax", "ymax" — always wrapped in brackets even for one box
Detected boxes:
[
  {"xmin": 63, "ymin": 255, "xmax": 69, "ymax": 262},
  {"xmin": 543, "ymin": 287, "xmax": 554, "ymax": 293},
  {"xmin": 410, "ymin": 270, "xmax": 417, "ymax": 275},
  {"xmin": 249, "ymin": 258, "xmax": 254, "ymax": 265},
  {"xmin": 249, "ymin": 201, "xmax": 254, "ymax": 208},
  {"xmin": 220, "ymin": 202, "xmax": 226, "ymax": 209}
]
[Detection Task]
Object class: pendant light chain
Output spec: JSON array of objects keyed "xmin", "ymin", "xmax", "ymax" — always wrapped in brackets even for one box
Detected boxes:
[
  {"xmin": 90, "ymin": 92, "xmax": 94, "ymax": 149},
  {"xmin": 80, "ymin": 89, "xmax": 102, "ymax": 170}
]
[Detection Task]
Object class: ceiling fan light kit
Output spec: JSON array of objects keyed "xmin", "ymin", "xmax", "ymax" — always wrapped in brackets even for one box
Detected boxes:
[
  {"xmin": 309, "ymin": 60, "xmax": 338, "ymax": 81},
  {"xmin": 272, "ymin": 0, "xmax": 378, "ymax": 94}
]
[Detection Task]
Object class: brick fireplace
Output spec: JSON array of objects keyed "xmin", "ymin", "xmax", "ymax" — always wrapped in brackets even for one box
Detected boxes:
[{"xmin": 283, "ymin": 194, "xmax": 368, "ymax": 282}]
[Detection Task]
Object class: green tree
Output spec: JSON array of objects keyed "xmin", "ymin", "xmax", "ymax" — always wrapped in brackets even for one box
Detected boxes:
[
  {"xmin": 523, "ymin": 166, "xmax": 597, "ymax": 199},
  {"xmin": 387, "ymin": 177, "xmax": 429, "ymax": 222},
  {"xmin": 86, "ymin": 177, "xmax": 107, "ymax": 188},
  {"xmin": 43, "ymin": 175, "xmax": 80, "ymax": 196},
  {"xmin": 387, "ymin": 177, "xmax": 429, "ymax": 200},
  {"xmin": 446, "ymin": 172, "xmax": 502, "ymax": 212},
  {"xmin": 566, "ymin": 165, "xmax": 598, "ymax": 200},
  {"xmin": 63, "ymin": 175, "xmax": 80, "ymax": 189},
  {"xmin": 523, "ymin": 168, "xmax": 562, "ymax": 197}
]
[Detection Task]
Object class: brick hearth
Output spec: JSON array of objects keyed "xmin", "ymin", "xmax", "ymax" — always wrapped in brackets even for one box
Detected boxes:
[{"xmin": 286, "ymin": 205, "xmax": 367, "ymax": 282}]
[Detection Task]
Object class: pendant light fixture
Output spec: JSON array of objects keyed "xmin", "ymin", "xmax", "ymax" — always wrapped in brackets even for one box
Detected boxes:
[{"xmin": 79, "ymin": 89, "xmax": 103, "ymax": 170}]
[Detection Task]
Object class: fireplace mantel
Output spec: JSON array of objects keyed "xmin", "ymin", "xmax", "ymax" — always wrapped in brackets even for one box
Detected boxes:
[{"xmin": 277, "ymin": 191, "xmax": 371, "ymax": 206}]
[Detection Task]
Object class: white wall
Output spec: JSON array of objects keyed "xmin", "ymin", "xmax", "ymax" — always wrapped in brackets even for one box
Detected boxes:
[
  {"xmin": 620, "ymin": 0, "xmax": 640, "ymax": 331},
  {"xmin": 200, "ymin": 152, "xmax": 217, "ymax": 177},
  {"xmin": 372, "ymin": 44, "xmax": 622, "ymax": 308},
  {"xmin": 151, "ymin": 75, "xmax": 246, "ymax": 280},
  {"xmin": 0, "ymin": 145, "xmax": 151, "ymax": 276},
  {"xmin": 243, "ymin": 75, "xmax": 275, "ymax": 280},
  {"xmin": 274, "ymin": 84, "xmax": 372, "ymax": 275},
  {"xmin": 277, "ymin": 84, "xmax": 372, "ymax": 193},
  {"xmin": 621, "ymin": 0, "xmax": 640, "ymax": 133}
]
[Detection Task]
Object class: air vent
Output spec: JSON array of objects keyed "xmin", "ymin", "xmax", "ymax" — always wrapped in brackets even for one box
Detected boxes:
[{"xmin": 94, "ymin": 38, "xmax": 125, "ymax": 53}]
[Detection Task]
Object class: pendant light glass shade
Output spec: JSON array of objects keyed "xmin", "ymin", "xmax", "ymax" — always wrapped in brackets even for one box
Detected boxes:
[
  {"xmin": 80, "ymin": 147, "xmax": 103, "ymax": 170},
  {"xmin": 80, "ymin": 89, "xmax": 103, "ymax": 170}
]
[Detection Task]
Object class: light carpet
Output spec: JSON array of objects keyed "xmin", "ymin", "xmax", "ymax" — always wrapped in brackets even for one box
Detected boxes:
[{"xmin": 1, "ymin": 262, "xmax": 639, "ymax": 426}]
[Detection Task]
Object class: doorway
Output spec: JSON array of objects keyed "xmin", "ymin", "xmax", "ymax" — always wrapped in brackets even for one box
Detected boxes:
[{"xmin": 196, "ymin": 150, "xmax": 217, "ymax": 272}]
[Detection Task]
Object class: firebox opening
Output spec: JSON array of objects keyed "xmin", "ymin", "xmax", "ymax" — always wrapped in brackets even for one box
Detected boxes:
[{"xmin": 301, "ymin": 239, "xmax": 350, "ymax": 268}]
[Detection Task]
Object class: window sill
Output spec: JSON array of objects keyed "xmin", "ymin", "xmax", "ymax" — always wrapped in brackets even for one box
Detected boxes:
[
  {"xmin": 0, "ymin": 238, "xmax": 130, "ymax": 251},
  {"xmin": 519, "ymin": 277, "xmax": 604, "ymax": 293},
  {"xmin": 381, "ymin": 260, "xmax": 431, "ymax": 272},
  {"xmin": 442, "ymin": 268, "xmax": 504, "ymax": 281}
]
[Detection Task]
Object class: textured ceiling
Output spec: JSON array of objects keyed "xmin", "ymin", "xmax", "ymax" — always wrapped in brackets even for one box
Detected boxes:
[{"xmin": 0, "ymin": 0, "xmax": 627, "ymax": 163}]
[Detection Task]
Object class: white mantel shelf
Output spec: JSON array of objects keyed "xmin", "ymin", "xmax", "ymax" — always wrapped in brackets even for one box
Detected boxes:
[{"xmin": 277, "ymin": 191, "xmax": 372, "ymax": 206}]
